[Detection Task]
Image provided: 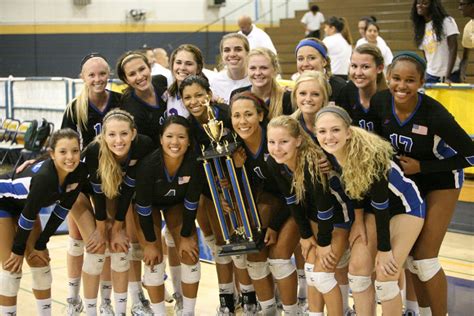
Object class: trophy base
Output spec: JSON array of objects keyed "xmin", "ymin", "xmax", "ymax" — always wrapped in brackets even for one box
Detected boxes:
[{"xmin": 218, "ymin": 229, "xmax": 265, "ymax": 257}]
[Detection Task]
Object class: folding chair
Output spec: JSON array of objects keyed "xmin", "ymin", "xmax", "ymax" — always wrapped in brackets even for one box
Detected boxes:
[
  {"xmin": 0, "ymin": 119, "xmax": 22, "ymax": 164},
  {"xmin": 0, "ymin": 120, "xmax": 33, "ymax": 165}
]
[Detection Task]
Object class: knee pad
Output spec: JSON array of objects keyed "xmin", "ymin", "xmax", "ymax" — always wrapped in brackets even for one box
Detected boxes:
[
  {"xmin": 348, "ymin": 273, "xmax": 372, "ymax": 293},
  {"xmin": 30, "ymin": 266, "xmax": 52, "ymax": 290},
  {"xmin": 0, "ymin": 268, "xmax": 22, "ymax": 297},
  {"xmin": 203, "ymin": 234, "xmax": 217, "ymax": 255},
  {"xmin": 374, "ymin": 280, "xmax": 400, "ymax": 302},
  {"xmin": 181, "ymin": 262, "xmax": 201, "ymax": 284},
  {"xmin": 304, "ymin": 263, "xmax": 314, "ymax": 287},
  {"xmin": 215, "ymin": 250, "xmax": 233, "ymax": 265},
  {"xmin": 268, "ymin": 258, "xmax": 296, "ymax": 280},
  {"xmin": 311, "ymin": 272, "xmax": 337, "ymax": 294},
  {"xmin": 336, "ymin": 248, "xmax": 351, "ymax": 269},
  {"xmin": 164, "ymin": 228, "xmax": 175, "ymax": 248},
  {"xmin": 405, "ymin": 256, "xmax": 417, "ymax": 274},
  {"xmin": 67, "ymin": 237, "xmax": 84, "ymax": 257},
  {"xmin": 129, "ymin": 243, "xmax": 144, "ymax": 261},
  {"xmin": 83, "ymin": 252, "xmax": 106, "ymax": 275},
  {"xmin": 231, "ymin": 254, "xmax": 247, "ymax": 270},
  {"xmin": 247, "ymin": 261, "xmax": 271, "ymax": 281},
  {"xmin": 412, "ymin": 258, "xmax": 441, "ymax": 282},
  {"xmin": 143, "ymin": 262, "xmax": 165, "ymax": 286},
  {"xmin": 111, "ymin": 252, "xmax": 130, "ymax": 273}
]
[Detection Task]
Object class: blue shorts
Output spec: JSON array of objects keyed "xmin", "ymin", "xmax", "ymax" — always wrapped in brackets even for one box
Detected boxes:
[
  {"xmin": 334, "ymin": 220, "xmax": 352, "ymax": 230},
  {"xmin": 0, "ymin": 209, "xmax": 13, "ymax": 218}
]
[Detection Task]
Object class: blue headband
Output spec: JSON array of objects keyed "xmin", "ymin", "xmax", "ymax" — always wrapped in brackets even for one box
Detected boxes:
[
  {"xmin": 393, "ymin": 51, "xmax": 427, "ymax": 72},
  {"xmin": 295, "ymin": 40, "xmax": 327, "ymax": 59}
]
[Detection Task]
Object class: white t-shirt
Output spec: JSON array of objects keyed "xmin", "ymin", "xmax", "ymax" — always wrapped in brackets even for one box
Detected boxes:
[
  {"xmin": 420, "ymin": 16, "xmax": 460, "ymax": 77},
  {"xmin": 323, "ymin": 33, "xmax": 352, "ymax": 76},
  {"xmin": 165, "ymin": 93, "xmax": 190, "ymax": 118},
  {"xmin": 462, "ymin": 19, "xmax": 474, "ymax": 49},
  {"xmin": 300, "ymin": 11, "xmax": 325, "ymax": 32},
  {"xmin": 239, "ymin": 24, "xmax": 277, "ymax": 54},
  {"xmin": 356, "ymin": 38, "xmax": 393, "ymax": 73},
  {"xmin": 209, "ymin": 70, "xmax": 251, "ymax": 104},
  {"xmin": 151, "ymin": 64, "xmax": 173, "ymax": 87}
]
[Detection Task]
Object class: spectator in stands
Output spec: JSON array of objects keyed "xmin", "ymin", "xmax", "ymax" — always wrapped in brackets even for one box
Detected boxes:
[
  {"xmin": 411, "ymin": 0, "xmax": 461, "ymax": 83},
  {"xmin": 356, "ymin": 20, "xmax": 393, "ymax": 73},
  {"xmin": 238, "ymin": 15, "xmax": 277, "ymax": 54},
  {"xmin": 323, "ymin": 16, "xmax": 353, "ymax": 80},
  {"xmin": 357, "ymin": 16, "xmax": 377, "ymax": 40},
  {"xmin": 143, "ymin": 47, "xmax": 172, "ymax": 85},
  {"xmin": 153, "ymin": 47, "xmax": 169, "ymax": 68},
  {"xmin": 459, "ymin": 0, "xmax": 474, "ymax": 82},
  {"xmin": 293, "ymin": 38, "xmax": 347, "ymax": 102},
  {"xmin": 300, "ymin": 4, "xmax": 325, "ymax": 39}
]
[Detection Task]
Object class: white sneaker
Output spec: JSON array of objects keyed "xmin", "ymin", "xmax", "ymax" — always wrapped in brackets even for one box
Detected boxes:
[
  {"xmin": 173, "ymin": 293, "xmax": 184, "ymax": 315},
  {"xmin": 66, "ymin": 297, "xmax": 84, "ymax": 316},
  {"xmin": 296, "ymin": 297, "xmax": 308, "ymax": 315},
  {"xmin": 131, "ymin": 292, "xmax": 153, "ymax": 316},
  {"xmin": 99, "ymin": 298, "xmax": 115, "ymax": 315},
  {"xmin": 242, "ymin": 303, "xmax": 258, "ymax": 316}
]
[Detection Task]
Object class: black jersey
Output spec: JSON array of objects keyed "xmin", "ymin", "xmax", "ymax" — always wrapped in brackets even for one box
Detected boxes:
[
  {"xmin": 135, "ymin": 149, "xmax": 204, "ymax": 241},
  {"xmin": 120, "ymin": 75, "xmax": 168, "ymax": 147},
  {"xmin": 265, "ymin": 155, "xmax": 350, "ymax": 246},
  {"xmin": 61, "ymin": 90, "xmax": 122, "ymax": 148},
  {"xmin": 189, "ymin": 103, "xmax": 232, "ymax": 151},
  {"xmin": 370, "ymin": 90, "xmax": 474, "ymax": 176},
  {"xmin": 328, "ymin": 75, "xmax": 347, "ymax": 103},
  {"xmin": 83, "ymin": 134, "xmax": 154, "ymax": 222},
  {"xmin": 230, "ymin": 85, "xmax": 293, "ymax": 118},
  {"xmin": 328, "ymin": 154, "xmax": 424, "ymax": 251},
  {"xmin": 336, "ymin": 81, "xmax": 377, "ymax": 131},
  {"xmin": 0, "ymin": 159, "xmax": 88, "ymax": 255},
  {"xmin": 297, "ymin": 114, "xmax": 317, "ymax": 142}
]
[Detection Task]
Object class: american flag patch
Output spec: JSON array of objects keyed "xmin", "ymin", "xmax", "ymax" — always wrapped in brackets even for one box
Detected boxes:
[
  {"xmin": 66, "ymin": 182, "xmax": 79, "ymax": 192},
  {"xmin": 412, "ymin": 124, "xmax": 428, "ymax": 135},
  {"xmin": 178, "ymin": 176, "xmax": 190, "ymax": 184}
]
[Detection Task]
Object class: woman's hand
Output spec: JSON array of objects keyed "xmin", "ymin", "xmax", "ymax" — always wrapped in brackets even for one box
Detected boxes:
[
  {"xmin": 16, "ymin": 159, "xmax": 36, "ymax": 174},
  {"xmin": 232, "ymin": 147, "xmax": 247, "ymax": 168},
  {"xmin": 27, "ymin": 249, "xmax": 51, "ymax": 266},
  {"xmin": 3, "ymin": 253, "xmax": 24, "ymax": 274},
  {"xmin": 86, "ymin": 227, "xmax": 107, "ymax": 253},
  {"xmin": 300, "ymin": 236, "xmax": 317, "ymax": 260},
  {"xmin": 110, "ymin": 227, "xmax": 130, "ymax": 253},
  {"xmin": 179, "ymin": 236, "xmax": 199, "ymax": 262},
  {"xmin": 264, "ymin": 228, "xmax": 277, "ymax": 246},
  {"xmin": 399, "ymin": 155, "xmax": 421, "ymax": 175},
  {"xmin": 143, "ymin": 242, "xmax": 162, "ymax": 266},
  {"xmin": 318, "ymin": 157, "xmax": 332, "ymax": 174},
  {"xmin": 317, "ymin": 244, "xmax": 337, "ymax": 271},
  {"xmin": 376, "ymin": 250, "xmax": 398, "ymax": 276},
  {"xmin": 349, "ymin": 218, "xmax": 367, "ymax": 248}
]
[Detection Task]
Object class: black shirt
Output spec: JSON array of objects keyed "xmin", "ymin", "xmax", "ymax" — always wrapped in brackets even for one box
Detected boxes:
[{"xmin": 336, "ymin": 81, "xmax": 377, "ymax": 131}]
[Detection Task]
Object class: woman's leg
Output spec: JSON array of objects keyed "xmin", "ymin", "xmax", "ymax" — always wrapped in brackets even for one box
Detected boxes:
[
  {"xmin": 268, "ymin": 216, "xmax": 300, "ymax": 315},
  {"xmin": 312, "ymin": 227, "xmax": 348, "ymax": 316},
  {"xmin": 348, "ymin": 213, "xmax": 377, "ymax": 316},
  {"xmin": 376, "ymin": 214, "xmax": 424, "ymax": 315},
  {"xmin": 305, "ymin": 246, "xmax": 325, "ymax": 315},
  {"xmin": 164, "ymin": 204, "xmax": 201, "ymax": 315},
  {"xmin": 0, "ymin": 216, "xmax": 19, "ymax": 314},
  {"xmin": 410, "ymin": 189, "xmax": 460, "ymax": 316}
]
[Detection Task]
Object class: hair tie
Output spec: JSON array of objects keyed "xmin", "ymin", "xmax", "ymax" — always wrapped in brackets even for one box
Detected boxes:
[{"xmin": 295, "ymin": 39, "xmax": 327, "ymax": 59}]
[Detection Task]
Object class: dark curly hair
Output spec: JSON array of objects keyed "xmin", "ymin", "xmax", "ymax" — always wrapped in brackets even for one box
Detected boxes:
[{"xmin": 410, "ymin": 0, "xmax": 449, "ymax": 47}]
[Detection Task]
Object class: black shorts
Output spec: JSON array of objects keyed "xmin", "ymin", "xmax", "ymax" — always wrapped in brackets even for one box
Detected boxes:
[{"xmin": 409, "ymin": 169, "xmax": 464, "ymax": 196}]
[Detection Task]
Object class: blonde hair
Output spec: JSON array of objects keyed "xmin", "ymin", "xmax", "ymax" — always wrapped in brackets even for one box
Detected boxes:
[
  {"xmin": 97, "ymin": 109, "xmax": 135, "ymax": 198},
  {"xmin": 248, "ymin": 48, "xmax": 284, "ymax": 120},
  {"xmin": 315, "ymin": 106, "xmax": 393, "ymax": 200},
  {"xmin": 66, "ymin": 58, "xmax": 110, "ymax": 130},
  {"xmin": 291, "ymin": 70, "xmax": 331, "ymax": 117},
  {"xmin": 267, "ymin": 115, "xmax": 327, "ymax": 202}
]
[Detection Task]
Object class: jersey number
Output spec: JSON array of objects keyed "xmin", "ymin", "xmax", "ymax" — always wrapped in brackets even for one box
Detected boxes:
[
  {"xmin": 93, "ymin": 123, "xmax": 102, "ymax": 135},
  {"xmin": 358, "ymin": 119, "xmax": 374, "ymax": 131},
  {"xmin": 389, "ymin": 133, "xmax": 413, "ymax": 153}
]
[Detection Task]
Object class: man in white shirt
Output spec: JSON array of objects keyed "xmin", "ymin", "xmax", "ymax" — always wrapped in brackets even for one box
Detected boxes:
[
  {"xmin": 237, "ymin": 15, "xmax": 277, "ymax": 54},
  {"xmin": 300, "ymin": 5, "xmax": 325, "ymax": 38},
  {"xmin": 144, "ymin": 47, "xmax": 172, "ymax": 85}
]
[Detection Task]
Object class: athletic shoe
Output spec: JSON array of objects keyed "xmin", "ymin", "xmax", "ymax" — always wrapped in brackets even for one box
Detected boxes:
[
  {"xmin": 242, "ymin": 303, "xmax": 259, "ymax": 316},
  {"xmin": 173, "ymin": 293, "xmax": 184, "ymax": 315},
  {"xmin": 131, "ymin": 292, "xmax": 153, "ymax": 316},
  {"xmin": 216, "ymin": 305, "xmax": 235, "ymax": 316},
  {"xmin": 344, "ymin": 306, "xmax": 356, "ymax": 316},
  {"xmin": 66, "ymin": 297, "xmax": 84, "ymax": 316},
  {"xmin": 404, "ymin": 309, "xmax": 418, "ymax": 316},
  {"xmin": 99, "ymin": 298, "xmax": 115, "ymax": 316}
]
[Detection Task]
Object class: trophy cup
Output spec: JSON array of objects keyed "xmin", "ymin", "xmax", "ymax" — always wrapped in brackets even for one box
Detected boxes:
[{"xmin": 198, "ymin": 101, "xmax": 264, "ymax": 256}]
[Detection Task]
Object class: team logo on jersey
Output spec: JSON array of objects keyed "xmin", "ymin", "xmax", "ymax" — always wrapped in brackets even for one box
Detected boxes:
[
  {"xmin": 411, "ymin": 124, "xmax": 428, "ymax": 135},
  {"xmin": 253, "ymin": 167, "xmax": 266, "ymax": 179},
  {"xmin": 31, "ymin": 161, "xmax": 45, "ymax": 173},
  {"xmin": 66, "ymin": 182, "xmax": 79, "ymax": 192},
  {"xmin": 178, "ymin": 176, "xmax": 190, "ymax": 184},
  {"xmin": 129, "ymin": 159, "xmax": 138, "ymax": 166},
  {"xmin": 164, "ymin": 189, "xmax": 176, "ymax": 196}
]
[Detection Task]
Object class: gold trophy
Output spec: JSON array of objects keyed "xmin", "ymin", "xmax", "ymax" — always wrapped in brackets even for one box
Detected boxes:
[{"xmin": 198, "ymin": 102, "xmax": 263, "ymax": 256}]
